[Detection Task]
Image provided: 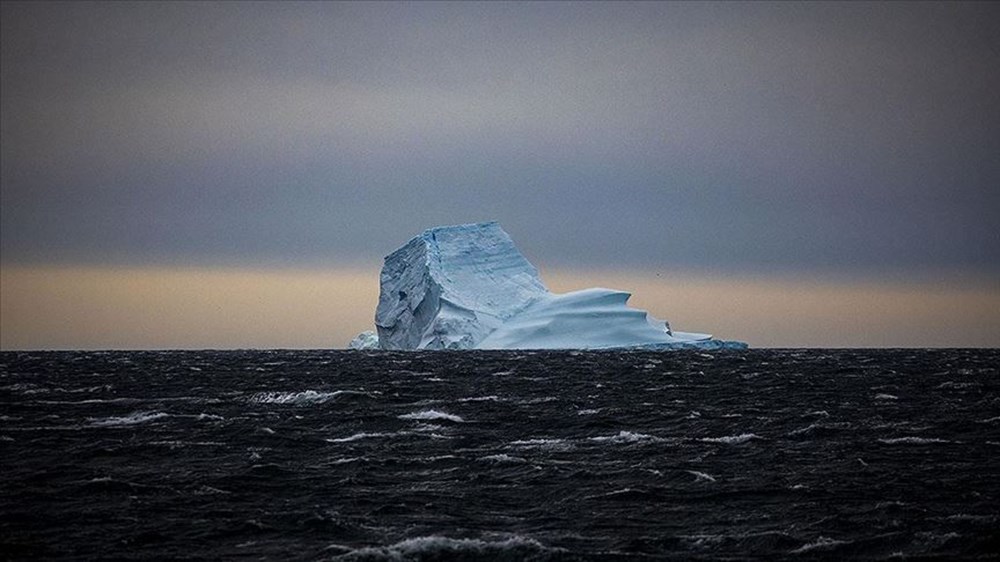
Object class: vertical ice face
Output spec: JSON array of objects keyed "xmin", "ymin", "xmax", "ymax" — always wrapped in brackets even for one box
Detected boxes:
[{"xmin": 375, "ymin": 222, "xmax": 549, "ymax": 350}]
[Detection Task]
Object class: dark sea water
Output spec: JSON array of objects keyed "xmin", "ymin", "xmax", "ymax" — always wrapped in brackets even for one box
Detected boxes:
[{"xmin": 1, "ymin": 349, "xmax": 998, "ymax": 560}]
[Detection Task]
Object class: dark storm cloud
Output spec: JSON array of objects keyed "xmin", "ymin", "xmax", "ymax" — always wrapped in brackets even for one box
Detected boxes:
[{"xmin": 2, "ymin": 1, "xmax": 998, "ymax": 274}]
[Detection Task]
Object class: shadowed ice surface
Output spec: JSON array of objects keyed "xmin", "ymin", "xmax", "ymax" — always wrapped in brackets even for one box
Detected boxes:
[{"xmin": 1, "ymin": 349, "xmax": 998, "ymax": 559}]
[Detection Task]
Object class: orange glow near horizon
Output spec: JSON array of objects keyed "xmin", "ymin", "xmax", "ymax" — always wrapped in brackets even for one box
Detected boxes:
[{"xmin": 1, "ymin": 265, "xmax": 998, "ymax": 350}]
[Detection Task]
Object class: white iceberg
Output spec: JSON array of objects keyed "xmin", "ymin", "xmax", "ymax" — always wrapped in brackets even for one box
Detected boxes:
[
  {"xmin": 354, "ymin": 222, "xmax": 745, "ymax": 350},
  {"xmin": 348, "ymin": 330, "xmax": 379, "ymax": 350}
]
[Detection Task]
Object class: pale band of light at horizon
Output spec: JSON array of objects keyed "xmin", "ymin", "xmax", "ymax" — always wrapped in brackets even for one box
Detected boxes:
[{"xmin": 2, "ymin": 266, "xmax": 997, "ymax": 350}]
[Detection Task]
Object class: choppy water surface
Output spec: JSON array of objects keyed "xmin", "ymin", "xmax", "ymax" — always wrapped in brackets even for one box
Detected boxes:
[{"xmin": 1, "ymin": 349, "xmax": 998, "ymax": 560}]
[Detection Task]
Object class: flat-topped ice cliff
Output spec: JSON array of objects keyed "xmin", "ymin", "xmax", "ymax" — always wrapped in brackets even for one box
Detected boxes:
[{"xmin": 351, "ymin": 222, "xmax": 746, "ymax": 350}]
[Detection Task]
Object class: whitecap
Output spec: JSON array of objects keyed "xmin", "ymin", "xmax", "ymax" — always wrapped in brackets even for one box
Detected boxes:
[
  {"xmin": 457, "ymin": 395, "xmax": 500, "ymax": 402},
  {"xmin": 194, "ymin": 485, "xmax": 231, "ymax": 495},
  {"xmin": 36, "ymin": 398, "xmax": 141, "ymax": 405},
  {"xmin": 332, "ymin": 535, "xmax": 555, "ymax": 560},
  {"xmin": 577, "ymin": 408, "xmax": 601, "ymax": 415},
  {"xmin": 878, "ymin": 436, "xmax": 952, "ymax": 445},
  {"xmin": 875, "ymin": 393, "xmax": 898, "ymax": 400},
  {"xmin": 590, "ymin": 431, "xmax": 660, "ymax": 444},
  {"xmin": 791, "ymin": 537, "xmax": 848, "ymax": 554},
  {"xmin": 398, "ymin": 410, "xmax": 464, "ymax": 423},
  {"xmin": 937, "ymin": 381, "xmax": 976, "ymax": 389},
  {"xmin": 943, "ymin": 514, "xmax": 995, "ymax": 523},
  {"xmin": 248, "ymin": 390, "xmax": 349, "ymax": 405},
  {"xmin": 700, "ymin": 433, "xmax": 761, "ymax": 445},
  {"xmin": 687, "ymin": 470, "xmax": 716, "ymax": 482},
  {"xmin": 792, "ymin": 421, "xmax": 850, "ymax": 436},
  {"xmin": 477, "ymin": 454, "xmax": 527, "ymax": 464},
  {"xmin": 508, "ymin": 438, "xmax": 572, "ymax": 450},
  {"xmin": 148, "ymin": 440, "xmax": 225, "ymax": 449},
  {"xmin": 326, "ymin": 432, "xmax": 392, "ymax": 443},
  {"xmin": 517, "ymin": 396, "xmax": 558, "ymax": 404},
  {"xmin": 90, "ymin": 411, "xmax": 169, "ymax": 427}
]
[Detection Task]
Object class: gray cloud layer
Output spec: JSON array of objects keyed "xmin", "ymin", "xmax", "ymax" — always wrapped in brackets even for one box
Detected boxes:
[{"xmin": 3, "ymin": 1, "xmax": 998, "ymax": 275}]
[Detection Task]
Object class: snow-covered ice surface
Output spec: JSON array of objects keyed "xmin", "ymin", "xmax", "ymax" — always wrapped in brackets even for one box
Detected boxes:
[{"xmin": 366, "ymin": 222, "xmax": 745, "ymax": 350}]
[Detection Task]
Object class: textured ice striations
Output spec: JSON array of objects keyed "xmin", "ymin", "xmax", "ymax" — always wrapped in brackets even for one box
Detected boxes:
[
  {"xmin": 363, "ymin": 222, "xmax": 746, "ymax": 350},
  {"xmin": 375, "ymin": 222, "xmax": 548, "ymax": 349}
]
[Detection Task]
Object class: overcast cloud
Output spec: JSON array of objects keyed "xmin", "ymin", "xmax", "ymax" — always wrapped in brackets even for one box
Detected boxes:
[{"xmin": 3, "ymin": 1, "xmax": 998, "ymax": 275}]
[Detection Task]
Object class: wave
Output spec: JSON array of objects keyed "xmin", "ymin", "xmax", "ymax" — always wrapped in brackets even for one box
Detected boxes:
[
  {"xmin": 477, "ymin": 454, "xmax": 527, "ymax": 464},
  {"xmin": 248, "ymin": 390, "xmax": 350, "ymax": 405},
  {"xmin": 787, "ymin": 423, "xmax": 848, "ymax": 437},
  {"xmin": 508, "ymin": 438, "xmax": 573, "ymax": 450},
  {"xmin": 516, "ymin": 396, "xmax": 558, "ymax": 405},
  {"xmin": 331, "ymin": 535, "xmax": 556, "ymax": 561},
  {"xmin": 878, "ymin": 436, "xmax": 953, "ymax": 445},
  {"xmin": 687, "ymin": 470, "xmax": 716, "ymax": 482},
  {"xmin": 590, "ymin": 431, "xmax": 661, "ymax": 444},
  {"xmin": 329, "ymin": 457, "xmax": 363, "ymax": 465},
  {"xmin": 36, "ymin": 398, "xmax": 141, "ymax": 405},
  {"xmin": 326, "ymin": 432, "xmax": 392, "ymax": 443},
  {"xmin": 90, "ymin": 411, "xmax": 169, "ymax": 427},
  {"xmin": 398, "ymin": 410, "xmax": 464, "ymax": 423},
  {"xmin": 148, "ymin": 440, "xmax": 226, "ymax": 449},
  {"xmin": 700, "ymin": 433, "xmax": 761, "ymax": 445},
  {"xmin": 790, "ymin": 536, "xmax": 848, "ymax": 554},
  {"xmin": 804, "ymin": 410, "xmax": 830, "ymax": 417},
  {"xmin": 937, "ymin": 381, "xmax": 977, "ymax": 389}
]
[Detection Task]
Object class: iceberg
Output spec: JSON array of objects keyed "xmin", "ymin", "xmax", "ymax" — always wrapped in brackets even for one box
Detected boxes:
[
  {"xmin": 354, "ymin": 222, "xmax": 746, "ymax": 350},
  {"xmin": 348, "ymin": 330, "xmax": 379, "ymax": 350}
]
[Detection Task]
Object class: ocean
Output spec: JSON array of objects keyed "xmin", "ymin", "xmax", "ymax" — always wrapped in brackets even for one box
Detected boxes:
[{"xmin": 1, "ymin": 349, "xmax": 998, "ymax": 560}]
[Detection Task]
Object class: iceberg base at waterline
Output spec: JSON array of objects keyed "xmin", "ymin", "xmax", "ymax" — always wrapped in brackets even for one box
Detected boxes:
[{"xmin": 350, "ymin": 222, "xmax": 746, "ymax": 351}]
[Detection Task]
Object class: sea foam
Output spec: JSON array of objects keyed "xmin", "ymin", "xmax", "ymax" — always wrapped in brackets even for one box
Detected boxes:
[
  {"xmin": 90, "ymin": 411, "xmax": 169, "ymax": 427},
  {"xmin": 249, "ymin": 390, "xmax": 348, "ymax": 405},
  {"xmin": 331, "ymin": 535, "xmax": 555, "ymax": 560},
  {"xmin": 398, "ymin": 410, "xmax": 465, "ymax": 423},
  {"xmin": 700, "ymin": 433, "xmax": 761, "ymax": 445}
]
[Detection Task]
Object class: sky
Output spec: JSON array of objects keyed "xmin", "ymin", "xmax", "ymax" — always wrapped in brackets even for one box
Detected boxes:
[{"xmin": 2, "ymin": 1, "xmax": 998, "ymax": 349}]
